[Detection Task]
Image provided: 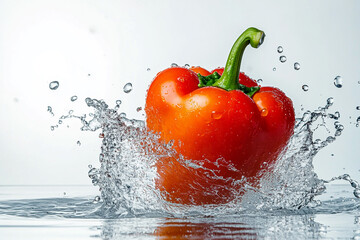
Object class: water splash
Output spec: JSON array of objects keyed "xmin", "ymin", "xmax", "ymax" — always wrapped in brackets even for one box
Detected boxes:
[{"xmin": 53, "ymin": 94, "xmax": 358, "ymax": 218}]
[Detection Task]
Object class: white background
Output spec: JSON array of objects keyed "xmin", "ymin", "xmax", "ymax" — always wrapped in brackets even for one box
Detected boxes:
[{"xmin": 0, "ymin": 0, "xmax": 359, "ymax": 185}]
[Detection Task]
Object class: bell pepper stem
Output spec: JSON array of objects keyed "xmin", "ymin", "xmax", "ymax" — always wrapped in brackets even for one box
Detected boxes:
[{"xmin": 213, "ymin": 27, "xmax": 265, "ymax": 91}]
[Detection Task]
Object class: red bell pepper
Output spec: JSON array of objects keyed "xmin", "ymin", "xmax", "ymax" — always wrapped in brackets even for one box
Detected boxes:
[{"xmin": 145, "ymin": 28, "xmax": 295, "ymax": 205}]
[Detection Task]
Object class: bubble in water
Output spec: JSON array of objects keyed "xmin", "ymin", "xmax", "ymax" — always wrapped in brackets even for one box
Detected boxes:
[
  {"xmin": 136, "ymin": 107, "xmax": 142, "ymax": 112},
  {"xmin": 99, "ymin": 133, "xmax": 104, "ymax": 138},
  {"xmin": 49, "ymin": 81, "xmax": 59, "ymax": 90},
  {"xmin": 211, "ymin": 111, "xmax": 223, "ymax": 119},
  {"xmin": 88, "ymin": 164, "xmax": 93, "ymax": 169},
  {"xmin": 294, "ymin": 62, "xmax": 301, "ymax": 70},
  {"xmin": 93, "ymin": 196, "xmax": 101, "ymax": 203},
  {"xmin": 71, "ymin": 95, "xmax": 78, "ymax": 102},
  {"xmin": 50, "ymin": 126, "xmax": 54, "ymax": 131},
  {"xmin": 334, "ymin": 76, "xmax": 343, "ymax": 88},
  {"xmin": 146, "ymin": 68, "xmax": 151, "ymax": 71},
  {"xmin": 77, "ymin": 140, "xmax": 81, "ymax": 146},
  {"xmin": 171, "ymin": 63, "xmax": 178, "ymax": 67},
  {"xmin": 58, "ymin": 120, "xmax": 62, "ymax": 124},
  {"xmin": 273, "ymin": 67, "xmax": 276, "ymax": 71},
  {"xmin": 277, "ymin": 46, "xmax": 283, "ymax": 53},
  {"xmin": 123, "ymin": 83, "xmax": 133, "ymax": 93},
  {"xmin": 184, "ymin": 64, "xmax": 190, "ymax": 68},
  {"xmin": 302, "ymin": 85, "xmax": 309, "ymax": 91},
  {"xmin": 69, "ymin": 110, "xmax": 74, "ymax": 115},
  {"xmin": 116, "ymin": 100, "xmax": 122, "ymax": 105},
  {"xmin": 257, "ymin": 79, "xmax": 263, "ymax": 84},
  {"xmin": 356, "ymin": 106, "xmax": 360, "ymax": 110},
  {"xmin": 279, "ymin": 56, "xmax": 287, "ymax": 63}
]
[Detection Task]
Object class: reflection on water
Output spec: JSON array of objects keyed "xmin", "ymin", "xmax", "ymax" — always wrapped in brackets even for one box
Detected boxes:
[{"xmin": 0, "ymin": 186, "xmax": 359, "ymax": 239}]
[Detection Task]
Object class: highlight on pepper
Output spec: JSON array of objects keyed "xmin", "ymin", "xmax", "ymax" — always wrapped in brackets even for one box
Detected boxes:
[{"xmin": 145, "ymin": 27, "xmax": 295, "ymax": 205}]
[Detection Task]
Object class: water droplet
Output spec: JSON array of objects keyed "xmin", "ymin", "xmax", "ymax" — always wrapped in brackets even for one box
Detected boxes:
[
  {"xmin": 69, "ymin": 110, "xmax": 74, "ymax": 115},
  {"xmin": 88, "ymin": 164, "xmax": 92, "ymax": 169},
  {"xmin": 277, "ymin": 46, "xmax": 283, "ymax": 53},
  {"xmin": 302, "ymin": 85, "xmax": 309, "ymax": 91},
  {"xmin": 85, "ymin": 98, "xmax": 93, "ymax": 106},
  {"xmin": 257, "ymin": 79, "xmax": 263, "ymax": 84},
  {"xmin": 77, "ymin": 140, "xmax": 81, "ymax": 146},
  {"xmin": 49, "ymin": 81, "xmax": 59, "ymax": 90},
  {"xmin": 211, "ymin": 111, "xmax": 223, "ymax": 119},
  {"xmin": 334, "ymin": 76, "xmax": 343, "ymax": 88},
  {"xmin": 119, "ymin": 112, "xmax": 127, "ymax": 118},
  {"xmin": 184, "ymin": 64, "xmax": 190, "ymax": 68},
  {"xmin": 351, "ymin": 180, "xmax": 359, "ymax": 188},
  {"xmin": 327, "ymin": 97, "xmax": 334, "ymax": 106},
  {"xmin": 146, "ymin": 68, "xmax": 151, "ymax": 71},
  {"xmin": 166, "ymin": 140, "xmax": 175, "ymax": 148},
  {"xmin": 58, "ymin": 120, "xmax": 62, "ymax": 124},
  {"xmin": 123, "ymin": 83, "xmax": 133, "ymax": 93},
  {"xmin": 334, "ymin": 111, "xmax": 340, "ymax": 119},
  {"xmin": 354, "ymin": 188, "xmax": 360, "ymax": 198},
  {"xmin": 71, "ymin": 95, "xmax": 78, "ymax": 102},
  {"xmin": 335, "ymin": 129, "xmax": 342, "ymax": 136},
  {"xmin": 279, "ymin": 56, "xmax": 287, "ymax": 63},
  {"xmin": 260, "ymin": 108, "xmax": 268, "ymax": 117},
  {"xmin": 50, "ymin": 126, "xmax": 54, "ymax": 131},
  {"xmin": 335, "ymin": 124, "xmax": 344, "ymax": 131},
  {"xmin": 93, "ymin": 196, "xmax": 101, "ymax": 203},
  {"xmin": 171, "ymin": 63, "xmax": 178, "ymax": 67},
  {"xmin": 47, "ymin": 106, "xmax": 54, "ymax": 116},
  {"xmin": 356, "ymin": 106, "xmax": 360, "ymax": 110},
  {"xmin": 273, "ymin": 67, "xmax": 276, "ymax": 71},
  {"xmin": 136, "ymin": 107, "xmax": 142, "ymax": 112},
  {"xmin": 294, "ymin": 62, "xmax": 300, "ymax": 70}
]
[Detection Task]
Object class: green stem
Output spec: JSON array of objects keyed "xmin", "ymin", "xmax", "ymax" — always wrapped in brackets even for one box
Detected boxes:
[{"xmin": 212, "ymin": 27, "xmax": 265, "ymax": 91}]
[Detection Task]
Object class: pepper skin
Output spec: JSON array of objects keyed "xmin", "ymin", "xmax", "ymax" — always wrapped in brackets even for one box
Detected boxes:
[{"xmin": 145, "ymin": 28, "xmax": 295, "ymax": 205}]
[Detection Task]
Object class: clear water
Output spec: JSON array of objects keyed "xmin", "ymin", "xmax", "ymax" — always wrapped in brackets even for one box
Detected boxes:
[
  {"xmin": 2, "ymin": 72, "xmax": 360, "ymax": 239},
  {"xmin": 0, "ymin": 185, "xmax": 359, "ymax": 239}
]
